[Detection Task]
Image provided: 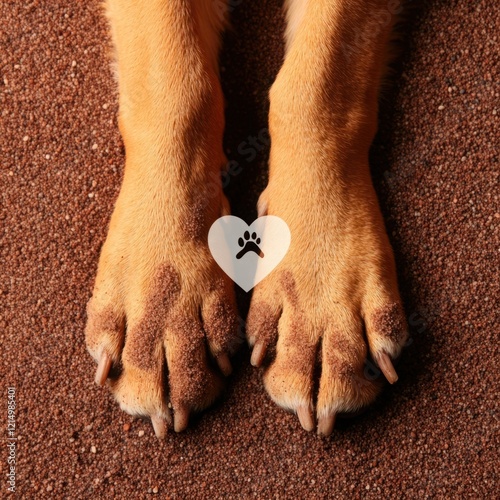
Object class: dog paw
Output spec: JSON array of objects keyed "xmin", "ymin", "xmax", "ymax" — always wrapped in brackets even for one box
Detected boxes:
[
  {"xmin": 247, "ymin": 183, "xmax": 408, "ymax": 436},
  {"xmin": 85, "ymin": 178, "xmax": 238, "ymax": 437}
]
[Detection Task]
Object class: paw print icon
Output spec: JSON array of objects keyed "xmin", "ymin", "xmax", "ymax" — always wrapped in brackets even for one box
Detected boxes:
[{"xmin": 236, "ymin": 231, "xmax": 264, "ymax": 259}]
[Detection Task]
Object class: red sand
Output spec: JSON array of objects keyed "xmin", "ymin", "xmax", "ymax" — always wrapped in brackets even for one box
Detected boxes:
[{"xmin": 1, "ymin": 0, "xmax": 498, "ymax": 497}]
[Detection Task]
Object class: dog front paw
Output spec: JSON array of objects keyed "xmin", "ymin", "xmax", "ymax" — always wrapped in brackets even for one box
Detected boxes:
[
  {"xmin": 86, "ymin": 176, "xmax": 238, "ymax": 437},
  {"xmin": 247, "ymin": 182, "xmax": 408, "ymax": 436}
]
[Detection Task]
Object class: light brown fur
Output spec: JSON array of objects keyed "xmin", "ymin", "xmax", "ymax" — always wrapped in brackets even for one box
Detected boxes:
[{"xmin": 86, "ymin": 0, "xmax": 408, "ymax": 437}]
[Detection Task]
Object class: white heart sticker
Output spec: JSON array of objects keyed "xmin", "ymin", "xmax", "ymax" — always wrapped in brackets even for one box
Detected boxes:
[{"xmin": 208, "ymin": 216, "xmax": 291, "ymax": 292}]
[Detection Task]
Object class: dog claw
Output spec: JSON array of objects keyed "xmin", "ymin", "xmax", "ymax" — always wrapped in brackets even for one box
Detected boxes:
[
  {"xmin": 174, "ymin": 406, "xmax": 189, "ymax": 433},
  {"xmin": 94, "ymin": 351, "xmax": 112, "ymax": 386},
  {"xmin": 151, "ymin": 415, "xmax": 167, "ymax": 439},
  {"xmin": 250, "ymin": 342, "xmax": 266, "ymax": 367},
  {"xmin": 216, "ymin": 353, "xmax": 232, "ymax": 376},
  {"xmin": 376, "ymin": 351, "xmax": 398, "ymax": 384},
  {"xmin": 317, "ymin": 413, "xmax": 336, "ymax": 437},
  {"xmin": 296, "ymin": 406, "xmax": 315, "ymax": 432}
]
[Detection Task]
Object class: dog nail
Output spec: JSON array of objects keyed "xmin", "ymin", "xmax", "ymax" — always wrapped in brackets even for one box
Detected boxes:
[
  {"xmin": 376, "ymin": 351, "xmax": 398, "ymax": 384},
  {"xmin": 250, "ymin": 342, "xmax": 266, "ymax": 367},
  {"xmin": 297, "ymin": 406, "xmax": 315, "ymax": 432},
  {"xmin": 317, "ymin": 413, "xmax": 336, "ymax": 437},
  {"xmin": 151, "ymin": 415, "xmax": 167, "ymax": 439},
  {"xmin": 94, "ymin": 351, "xmax": 112, "ymax": 386},
  {"xmin": 174, "ymin": 406, "xmax": 189, "ymax": 433}
]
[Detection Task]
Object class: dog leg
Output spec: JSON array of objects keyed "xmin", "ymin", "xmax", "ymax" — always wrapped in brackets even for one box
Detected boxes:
[
  {"xmin": 247, "ymin": 0, "xmax": 408, "ymax": 436},
  {"xmin": 85, "ymin": 0, "xmax": 238, "ymax": 437}
]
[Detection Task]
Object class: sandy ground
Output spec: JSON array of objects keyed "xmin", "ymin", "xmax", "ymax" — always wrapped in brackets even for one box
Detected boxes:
[{"xmin": 1, "ymin": 0, "xmax": 498, "ymax": 497}]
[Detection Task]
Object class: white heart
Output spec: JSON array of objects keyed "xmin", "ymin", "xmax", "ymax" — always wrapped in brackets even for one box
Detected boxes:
[{"xmin": 208, "ymin": 216, "xmax": 291, "ymax": 292}]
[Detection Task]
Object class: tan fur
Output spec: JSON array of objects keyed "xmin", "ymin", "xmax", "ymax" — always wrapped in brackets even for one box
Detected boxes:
[
  {"xmin": 250, "ymin": 0, "xmax": 408, "ymax": 421},
  {"xmin": 86, "ymin": 0, "xmax": 236, "ymax": 432},
  {"xmin": 283, "ymin": 0, "xmax": 308, "ymax": 52},
  {"xmin": 86, "ymin": 0, "xmax": 408, "ymax": 435}
]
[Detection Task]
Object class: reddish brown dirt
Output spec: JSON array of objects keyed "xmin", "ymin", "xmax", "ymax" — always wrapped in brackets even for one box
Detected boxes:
[{"xmin": 1, "ymin": 0, "xmax": 498, "ymax": 497}]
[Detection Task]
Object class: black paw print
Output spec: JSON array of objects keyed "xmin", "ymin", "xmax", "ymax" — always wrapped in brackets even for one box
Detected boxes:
[{"xmin": 236, "ymin": 231, "xmax": 264, "ymax": 259}]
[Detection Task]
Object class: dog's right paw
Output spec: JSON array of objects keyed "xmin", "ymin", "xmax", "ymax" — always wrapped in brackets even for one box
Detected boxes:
[{"xmin": 85, "ymin": 176, "xmax": 238, "ymax": 437}]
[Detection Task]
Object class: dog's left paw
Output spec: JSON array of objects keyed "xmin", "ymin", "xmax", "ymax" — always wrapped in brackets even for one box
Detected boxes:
[{"xmin": 247, "ymin": 182, "xmax": 408, "ymax": 436}]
